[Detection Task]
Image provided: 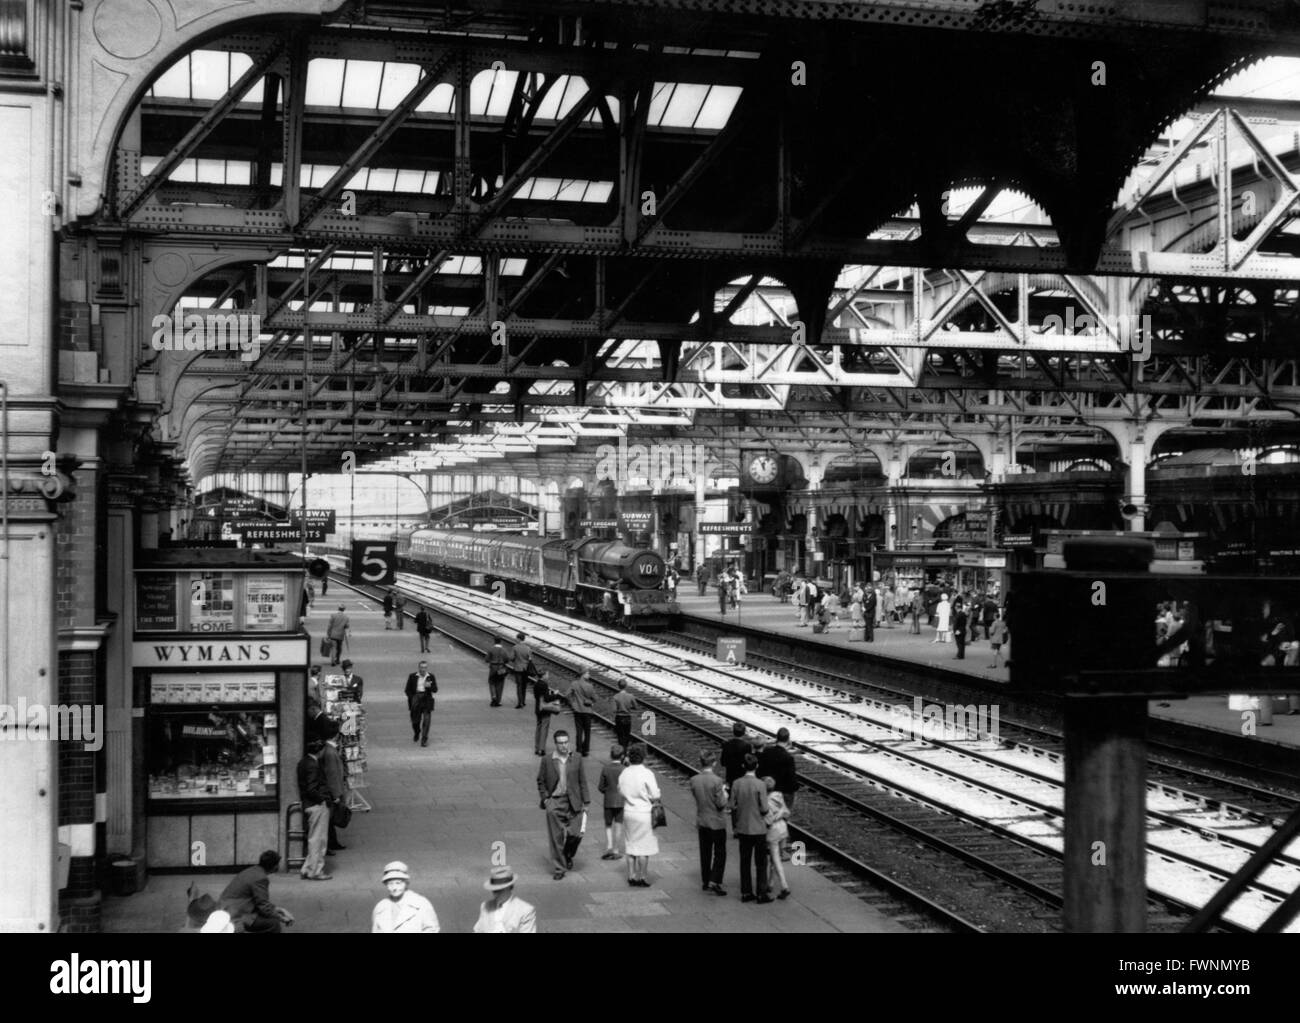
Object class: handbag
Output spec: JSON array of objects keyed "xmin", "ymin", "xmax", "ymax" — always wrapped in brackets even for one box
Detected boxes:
[
  {"xmin": 540, "ymin": 698, "xmax": 562, "ymax": 715},
  {"xmin": 650, "ymin": 800, "xmax": 667, "ymax": 829},
  {"xmin": 331, "ymin": 801, "xmax": 352, "ymax": 829}
]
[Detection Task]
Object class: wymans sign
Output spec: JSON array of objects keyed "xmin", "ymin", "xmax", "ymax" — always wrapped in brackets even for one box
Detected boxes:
[{"xmin": 132, "ymin": 637, "xmax": 307, "ymax": 667}]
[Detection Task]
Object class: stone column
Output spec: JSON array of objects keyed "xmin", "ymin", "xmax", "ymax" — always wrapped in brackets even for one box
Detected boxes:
[{"xmin": 805, "ymin": 462, "xmax": 824, "ymax": 576}]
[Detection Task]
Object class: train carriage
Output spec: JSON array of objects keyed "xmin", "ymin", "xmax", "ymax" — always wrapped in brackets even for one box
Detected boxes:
[{"xmin": 337, "ymin": 527, "xmax": 678, "ymax": 628}]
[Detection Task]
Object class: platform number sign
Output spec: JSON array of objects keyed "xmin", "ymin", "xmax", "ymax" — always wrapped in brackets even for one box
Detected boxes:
[{"xmin": 351, "ymin": 541, "xmax": 396, "ymax": 586}]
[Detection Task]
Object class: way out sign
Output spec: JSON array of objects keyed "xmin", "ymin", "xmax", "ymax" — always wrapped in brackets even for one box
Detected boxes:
[{"xmin": 716, "ymin": 637, "xmax": 746, "ymax": 666}]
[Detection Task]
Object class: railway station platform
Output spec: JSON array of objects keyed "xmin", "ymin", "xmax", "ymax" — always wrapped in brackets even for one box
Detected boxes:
[
  {"xmin": 101, "ymin": 588, "xmax": 903, "ymax": 934},
  {"xmin": 676, "ymin": 592, "xmax": 1300, "ymax": 751}
]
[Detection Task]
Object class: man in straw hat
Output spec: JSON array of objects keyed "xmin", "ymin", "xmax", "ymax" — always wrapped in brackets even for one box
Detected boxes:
[
  {"xmin": 472, "ymin": 865, "xmax": 536, "ymax": 933},
  {"xmin": 371, "ymin": 861, "xmax": 440, "ymax": 933}
]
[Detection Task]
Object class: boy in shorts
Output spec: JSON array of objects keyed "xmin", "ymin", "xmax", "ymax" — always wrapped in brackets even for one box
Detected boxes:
[{"xmin": 597, "ymin": 744, "xmax": 627, "ymax": 860}]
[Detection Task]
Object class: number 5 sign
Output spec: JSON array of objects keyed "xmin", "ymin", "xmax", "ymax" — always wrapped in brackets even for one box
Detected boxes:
[{"xmin": 351, "ymin": 541, "xmax": 396, "ymax": 585}]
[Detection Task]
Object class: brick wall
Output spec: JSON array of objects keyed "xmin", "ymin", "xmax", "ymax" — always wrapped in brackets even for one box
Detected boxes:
[
  {"xmin": 58, "ymin": 650, "xmax": 96, "ymax": 827},
  {"xmin": 55, "ymin": 474, "xmax": 97, "ymax": 630}
]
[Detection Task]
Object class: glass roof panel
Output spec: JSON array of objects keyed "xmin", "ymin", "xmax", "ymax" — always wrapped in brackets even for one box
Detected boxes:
[
  {"xmin": 415, "ymin": 81, "xmax": 456, "ymax": 113},
  {"xmin": 394, "ymin": 169, "xmax": 425, "ymax": 193},
  {"xmin": 1213, "ymin": 56, "xmax": 1300, "ymax": 99},
  {"xmin": 307, "ymin": 59, "xmax": 346, "ymax": 106},
  {"xmin": 151, "ymin": 55, "xmax": 193, "ymax": 99},
  {"xmin": 646, "ymin": 82, "xmax": 675, "ymax": 125},
  {"xmin": 486, "ymin": 70, "xmax": 520, "ymax": 118},
  {"xmin": 195, "ymin": 158, "xmax": 226, "ymax": 183},
  {"xmin": 661, "ymin": 82, "xmax": 709, "ymax": 128},
  {"xmin": 695, "ymin": 85, "xmax": 742, "ymax": 130},
  {"xmin": 368, "ymin": 167, "xmax": 398, "ymax": 192},
  {"xmin": 378, "ymin": 63, "xmax": 421, "ymax": 109},
  {"xmin": 308, "ymin": 164, "xmax": 339, "ymax": 188},
  {"xmin": 341, "ymin": 60, "xmax": 385, "ymax": 108},
  {"xmin": 191, "ymin": 51, "xmax": 233, "ymax": 101}
]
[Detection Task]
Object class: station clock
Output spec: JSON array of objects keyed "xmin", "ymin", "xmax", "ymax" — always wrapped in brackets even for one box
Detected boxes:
[{"xmin": 746, "ymin": 453, "xmax": 780, "ymax": 486}]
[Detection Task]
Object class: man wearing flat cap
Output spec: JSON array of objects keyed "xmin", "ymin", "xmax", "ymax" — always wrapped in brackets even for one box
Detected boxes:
[
  {"xmin": 371, "ymin": 861, "xmax": 440, "ymax": 933},
  {"xmin": 472, "ymin": 865, "xmax": 536, "ymax": 933}
]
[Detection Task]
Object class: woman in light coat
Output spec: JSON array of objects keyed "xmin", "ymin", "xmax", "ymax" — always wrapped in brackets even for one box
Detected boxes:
[
  {"xmin": 617, "ymin": 744, "xmax": 662, "ymax": 887},
  {"xmin": 933, "ymin": 593, "xmax": 952, "ymax": 643}
]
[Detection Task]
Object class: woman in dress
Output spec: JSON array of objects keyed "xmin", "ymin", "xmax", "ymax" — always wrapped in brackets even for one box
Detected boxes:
[
  {"xmin": 617, "ymin": 744, "xmax": 661, "ymax": 887},
  {"xmin": 933, "ymin": 592, "xmax": 952, "ymax": 644}
]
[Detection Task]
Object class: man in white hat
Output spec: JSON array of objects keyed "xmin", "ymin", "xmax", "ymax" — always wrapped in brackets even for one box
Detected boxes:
[
  {"xmin": 472, "ymin": 865, "xmax": 536, "ymax": 933},
  {"xmin": 371, "ymin": 861, "xmax": 440, "ymax": 933}
]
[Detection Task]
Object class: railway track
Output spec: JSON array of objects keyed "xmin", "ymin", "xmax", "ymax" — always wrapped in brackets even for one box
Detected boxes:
[
  {"xmin": 324, "ymin": 560, "xmax": 1300, "ymax": 931},
  {"xmin": 324, "ymin": 570, "xmax": 984, "ymax": 931},
  {"xmin": 662, "ymin": 628, "xmax": 1300, "ymax": 825}
]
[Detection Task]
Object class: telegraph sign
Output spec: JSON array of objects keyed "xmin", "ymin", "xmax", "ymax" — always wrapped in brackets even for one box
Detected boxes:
[{"xmin": 351, "ymin": 541, "xmax": 397, "ymax": 585}]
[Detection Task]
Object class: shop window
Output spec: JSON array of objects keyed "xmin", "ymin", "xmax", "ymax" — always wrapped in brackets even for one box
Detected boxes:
[{"xmin": 147, "ymin": 707, "xmax": 278, "ymax": 804}]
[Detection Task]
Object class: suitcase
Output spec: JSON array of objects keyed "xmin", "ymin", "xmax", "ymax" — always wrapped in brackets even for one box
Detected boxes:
[
  {"xmin": 849, "ymin": 627, "xmax": 865, "ymax": 642},
  {"xmin": 812, "ymin": 622, "xmax": 826, "ymax": 634}
]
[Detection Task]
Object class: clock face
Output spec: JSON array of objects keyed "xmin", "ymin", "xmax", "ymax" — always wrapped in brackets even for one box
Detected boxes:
[{"xmin": 748, "ymin": 454, "xmax": 779, "ymax": 485}]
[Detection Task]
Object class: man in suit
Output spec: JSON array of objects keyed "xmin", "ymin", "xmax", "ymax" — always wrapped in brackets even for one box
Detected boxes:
[
  {"xmin": 296, "ymin": 740, "xmax": 333, "ymax": 881},
  {"xmin": 756, "ymin": 726, "xmax": 799, "ymax": 812},
  {"xmin": 405, "ymin": 659, "xmax": 438, "ymax": 747},
  {"xmin": 536, "ymin": 730, "xmax": 590, "ymax": 880},
  {"xmin": 730, "ymin": 754, "xmax": 771, "ymax": 903},
  {"xmin": 318, "ymin": 722, "xmax": 349, "ymax": 853},
  {"xmin": 473, "ymin": 865, "xmax": 537, "ymax": 933},
  {"xmin": 691, "ymin": 750, "xmax": 729, "ymax": 896},
  {"xmin": 325, "ymin": 605, "xmax": 350, "ymax": 664},
  {"xmin": 339, "ymin": 659, "xmax": 364, "ymax": 702},
  {"xmin": 219, "ymin": 850, "xmax": 294, "ymax": 933},
  {"xmin": 486, "ymin": 637, "xmax": 508, "ymax": 706},
  {"xmin": 415, "ymin": 605, "xmax": 434, "ymax": 653},
  {"xmin": 719, "ymin": 722, "xmax": 752, "ymax": 786},
  {"xmin": 611, "ymin": 677, "xmax": 639, "ymax": 750},
  {"xmin": 863, "ymin": 585, "xmax": 877, "ymax": 642},
  {"xmin": 510, "ymin": 632, "xmax": 532, "ymax": 708},
  {"xmin": 566, "ymin": 670, "xmax": 597, "ymax": 756}
]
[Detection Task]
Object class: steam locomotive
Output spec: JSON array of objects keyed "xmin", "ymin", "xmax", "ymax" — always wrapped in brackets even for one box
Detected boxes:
[{"xmin": 324, "ymin": 528, "xmax": 679, "ymax": 628}]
